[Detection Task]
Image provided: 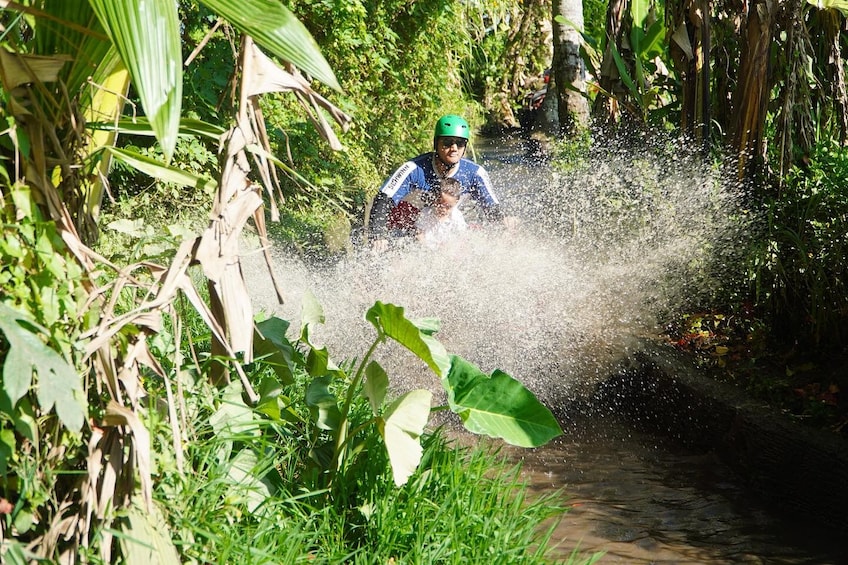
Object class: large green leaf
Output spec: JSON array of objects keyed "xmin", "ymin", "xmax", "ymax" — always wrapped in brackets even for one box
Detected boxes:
[
  {"xmin": 210, "ymin": 381, "xmax": 257, "ymax": 438},
  {"xmin": 363, "ymin": 360, "xmax": 388, "ymax": 416},
  {"xmin": 306, "ymin": 376, "xmax": 341, "ymax": 432},
  {"xmin": 808, "ymin": 0, "xmax": 848, "ymax": 16},
  {"xmin": 631, "ymin": 0, "xmax": 650, "ymax": 27},
  {"xmin": 102, "ymin": 147, "xmax": 217, "ymax": 191},
  {"xmin": 200, "ymin": 0, "xmax": 341, "ymax": 91},
  {"xmin": 24, "ymin": 1, "xmax": 114, "ymax": 95},
  {"xmin": 378, "ymin": 389, "xmax": 432, "ymax": 486},
  {"xmin": 89, "ymin": 0, "xmax": 182, "ymax": 162},
  {"xmin": 226, "ymin": 448, "xmax": 275, "ymax": 512},
  {"xmin": 364, "ymin": 302, "xmax": 452, "ymax": 377},
  {"xmin": 254, "ymin": 317, "xmax": 299, "ymax": 385},
  {"xmin": 120, "ymin": 499, "xmax": 181, "ymax": 565},
  {"xmin": 0, "ymin": 304, "xmax": 85, "ymax": 433},
  {"xmin": 89, "ymin": 117, "xmax": 227, "ymax": 140},
  {"xmin": 443, "ymin": 356, "xmax": 562, "ymax": 448}
]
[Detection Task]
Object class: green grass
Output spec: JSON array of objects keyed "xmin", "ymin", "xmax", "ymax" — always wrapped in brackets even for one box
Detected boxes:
[{"xmin": 143, "ymin": 368, "xmax": 600, "ymax": 564}]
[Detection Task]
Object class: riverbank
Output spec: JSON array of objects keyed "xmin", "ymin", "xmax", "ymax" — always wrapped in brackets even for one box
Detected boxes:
[{"xmin": 591, "ymin": 340, "xmax": 848, "ymax": 539}]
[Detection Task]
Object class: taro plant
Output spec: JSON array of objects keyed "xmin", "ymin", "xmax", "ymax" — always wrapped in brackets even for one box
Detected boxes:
[{"xmin": 253, "ymin": 293, "xmax": 563, "ymax": 488}]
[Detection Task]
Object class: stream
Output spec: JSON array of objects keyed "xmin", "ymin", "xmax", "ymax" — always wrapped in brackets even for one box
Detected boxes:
[{"xmin": 246, "ymin": 133, "xmax": 848, "ymax": 563}]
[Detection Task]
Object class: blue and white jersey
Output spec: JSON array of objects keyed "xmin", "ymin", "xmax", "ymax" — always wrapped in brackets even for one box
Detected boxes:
[{"xmin": 378, "ymin": 152, "xmax": 500, "ymax": 210}]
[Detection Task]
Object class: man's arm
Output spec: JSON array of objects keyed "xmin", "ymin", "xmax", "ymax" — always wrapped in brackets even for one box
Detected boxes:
[{"xmin": 368, "ymin": 192, "xmax": 392, "ymax": 240}]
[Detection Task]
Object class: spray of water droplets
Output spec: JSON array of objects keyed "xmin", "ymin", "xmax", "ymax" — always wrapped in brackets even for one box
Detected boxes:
[{"xmin": 245, "ymin": 134, "xmax": 752, "ymax": 405}]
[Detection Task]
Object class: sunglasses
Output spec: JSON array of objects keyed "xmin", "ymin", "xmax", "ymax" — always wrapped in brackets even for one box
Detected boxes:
[{"xmin": 439, "ymin": 137, "xmax": 468, "ymax": 148}]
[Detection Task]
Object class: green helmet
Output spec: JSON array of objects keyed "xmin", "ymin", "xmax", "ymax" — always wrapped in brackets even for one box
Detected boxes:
[{"xmin": 434, "ymin": 115, "xmax": 470, "ymax": 140}]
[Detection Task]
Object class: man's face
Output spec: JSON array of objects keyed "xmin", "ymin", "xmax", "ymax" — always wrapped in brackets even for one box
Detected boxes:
[{"xmin": 436, "ymin": 136, "xmax": 467, "ymax": 166}]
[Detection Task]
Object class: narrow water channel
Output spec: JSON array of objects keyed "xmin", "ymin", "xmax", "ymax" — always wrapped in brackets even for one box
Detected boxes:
[
  {"xmin": 505, "ymin": 412, "xmax": 846, "ymax": 564},
  {"xmin": 248, "ymin": 133, "xmax": 848, "ymax": 563}
]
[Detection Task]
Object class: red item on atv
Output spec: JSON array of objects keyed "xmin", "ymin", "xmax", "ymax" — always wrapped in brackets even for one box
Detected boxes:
[{"xmin": 387, "ymin": 201, "xmax": 420, "ymax": 234}]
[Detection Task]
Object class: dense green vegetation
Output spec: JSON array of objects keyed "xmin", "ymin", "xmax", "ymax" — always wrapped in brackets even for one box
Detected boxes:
[{"xmin": 2, "ymin": 0, "xmax": 848, "ymax": 562}]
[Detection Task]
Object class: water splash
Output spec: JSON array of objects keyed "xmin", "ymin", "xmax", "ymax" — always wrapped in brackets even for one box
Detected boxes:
[{"xmin": 246, "ymin": 135, "xmax": 752, "ymax": 403}]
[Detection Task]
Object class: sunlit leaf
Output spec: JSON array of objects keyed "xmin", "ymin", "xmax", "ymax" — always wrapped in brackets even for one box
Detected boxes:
[
  {"xmin": 200, "ymin": 0, "xmax": 341, "ymax": 91},
  {"xmin": 807, "ymin": 0, "xmax": 848, "ymax": 16},
  {"xmin": 443, "ymin": 356, "xmax": 562, "ymax": 448},
  {"xmin": 210, "ymin": 381, "xmax": 257, "ymax": 439},
  {"xmin": 306, "ymin": 376, "xmax": 341, "ymax": 431},
  {"xmin": 300, "ymin": 289, "xmax": 326, "ymax": 338},
  {"xmin": 102, "ymin": 147, "xmax": 217, "ymax": 191},
  {"xmin": 0, "ymin": 429, "xmax": 15, "ymax": 476},
  {"xmin": 120, "ymin": 500, "xmax": 181, "ymax": 565},
  {"xmin": 0, "ymin": 304, "xmax": 85, "ymax": 433},
  {"xmin": 379, "ymin": 389, "xmax": 432, "ymax": 486},
  {"xmin": 89, "ymin": 0, "xmax": 182, "ymax": 161},
  {"xmin": 363, "ymin": 360, "xmax": 388, "ymax": 416},
  {"xmin": 89, "ymin": 117, "xmax": 227, "ymax": 140},
  {"xmin": 254, "ymin": 317, "xmax": 299, "ymax": 385},
  {"xmin": 226, "ymin": 448, "xmax": 275, "ymax": 512},
  {"xmin": 365, "ymin": 302, "xmax": 452, "ymax": 377},
  {"xmin": 631, "ymin": 0, "xmax": 650, "ymax": 26}
]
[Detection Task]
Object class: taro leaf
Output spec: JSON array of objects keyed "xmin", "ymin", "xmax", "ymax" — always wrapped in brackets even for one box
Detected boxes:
[
  {"xmin": 365, "ymin": 302, "xmax": 451, "ymax": 377},
  {"xmin": 0, "ymin": 429, "xmax": 15, "ymax": 475},
  {"xmin": 306, "ymin": 345, "xmax": 330, "ymax": 377},
  {"xmin": 309, "ymin": 442, "xmax": 334, "ymax": 469},
  {"xmin": 363, "ymin": 360, "xmax": 388, "ymax": 416},
  {"xmin": 443, "ymin": 356, "xmax": 562, "ymax": 448},
  {"xmin": 210, "ymin": 381, "xmax": 257, "ymax": 438},
  {"xmin": 256, "ymin": 376, "xmax": 300, "ymax": 423},
  {"xmin": 298, "ymin": 293, "xmax": 344, "ymax": 379},
  {"xmin": 120, "ymin": 499, "xmax": 181, "ymax": 565},
  {"xmin": 304, "ymin": 343, "xmax": 345, "ymax": 380},
  {"xmin": 300, "ymin": 289, "xmax": 325, "ymax": 338},
  {"xmin": 227, "ymin": 448, "xmax": 275, "ymax": 512},
  {"xmin": 378, "ymin": 389, "xmax": 432, "ymax": 486},
  {"xmin": 413, "ymin": 317, "xmax": 441, "ymax": 336},
  {"xmin": 306, "ymin": 376, "xmax": 341, "ymax": 432},
  {"xmin": 254, "ymin": 317, "xmax": 298, "ymax": 385},
  {"xmin": 0, "ymin": 304, "xmax": 85, "ymax": 433}
]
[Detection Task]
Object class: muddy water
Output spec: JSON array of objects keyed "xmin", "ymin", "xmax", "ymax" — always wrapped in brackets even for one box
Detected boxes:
[
  {"xmin": 246, "ymin": 134, "xmax": 847, "ymax": 563},
  {"xmin": 500, "ymin": 413, "xmax": 847, "ymax": 564}
]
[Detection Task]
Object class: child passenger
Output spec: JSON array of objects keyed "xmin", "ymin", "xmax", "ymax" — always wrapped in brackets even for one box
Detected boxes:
[{"xmin": 415, "ymin": 177, "xmax": 467, "ymax": 248}]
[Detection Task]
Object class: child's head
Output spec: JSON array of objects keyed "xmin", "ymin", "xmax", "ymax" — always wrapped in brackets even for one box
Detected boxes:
[{"xmin": 433, "ymin": 178, "xmax": 462, "ymax": 218}]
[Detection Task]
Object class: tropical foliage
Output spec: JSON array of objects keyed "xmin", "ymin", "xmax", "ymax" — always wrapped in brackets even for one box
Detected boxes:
[
  {"xmin": 0, "ymin": 1, "xmax": 576, "ymax": 562},
  {"xmin": 1, "ymin": 0, "xmax": 847, "ymax": 560}
]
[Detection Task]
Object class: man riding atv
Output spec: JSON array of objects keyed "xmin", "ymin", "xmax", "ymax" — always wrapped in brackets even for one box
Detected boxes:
[{"xmin": 368, "ymin": 115, "xmax": 513, "ymax": 251}]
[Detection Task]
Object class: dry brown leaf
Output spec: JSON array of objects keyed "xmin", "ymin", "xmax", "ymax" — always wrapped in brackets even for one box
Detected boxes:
[
  {"xmin": 0, "ymin": 49, "xmax": 70, "ymax": 89},
  {"xmin": 102, "ymin": 401, "xmax": 153, "ymax": 511}
]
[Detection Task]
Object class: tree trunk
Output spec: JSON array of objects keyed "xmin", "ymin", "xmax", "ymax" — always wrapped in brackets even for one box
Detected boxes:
[
  {"xmin": 669, "ymin": 0, "xmax": 712, "ymax": 148},
  {"xmin": 730, "ymin": 0, "xmax": 777, "ymax": 181},
  {"xmin": 549, "ymin": 0, "xmax": 590, "ymax": 136}
]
